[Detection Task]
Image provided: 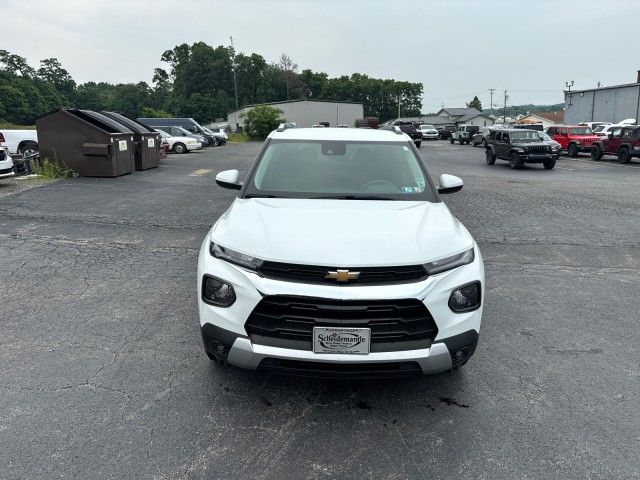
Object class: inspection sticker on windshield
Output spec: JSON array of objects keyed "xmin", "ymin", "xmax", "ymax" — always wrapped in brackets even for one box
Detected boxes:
[
  {"xmin": 313, "ymin": 327, "xmax": 370, "ymax": 354},
  {"xmin": 147, "ymin": 138, "xmax": 155, "ymax": 148},
  {"xmin": 118, "ymin": 140, "xmax": 127, "ymax": 151}
]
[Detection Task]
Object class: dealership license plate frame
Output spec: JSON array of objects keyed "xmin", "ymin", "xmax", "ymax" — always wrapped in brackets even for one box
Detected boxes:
[{"xmin": 312, "ymin": 327, "xmax": 371, "ymax": 355}]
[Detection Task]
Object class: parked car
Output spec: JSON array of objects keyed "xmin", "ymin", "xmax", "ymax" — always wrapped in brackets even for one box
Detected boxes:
[
  {"xmin": 450, "ymin": 125, "xmax": 480, "ymax": 145},
  {"xmin": 471, "ymin": 127, "xmax": 491, "ymax": 147},
  {"xmin": 437, "ymin": 125, "xmax": 456, "ymax": 140},
  {"xmin": 154, "ymin": 125, "xmax": 207, "ymax": 146},
  {"xmin": 591, "ymin": 126, "xmax": 640, "ymax": 164},
  {"xmin": 199, "ymin": 126, "xmax": 484, "ymax": 376},
  {"xmin": 204, "ymin": 127, "xmax": 227, "ymax": 144},
  {"xmin": 0, "ymin": 147, "xmax": 15, "ymax": 180},
  {"xmin": 485, "ymin": 128, "xmax": 558, "ymax": 169},
  {"xmin": 381, "ymin": 121, "xmax": 423, "ymax": 147},
  {"xmin": 417, "ymin": 124, "xmax": 439, "ymax": 141},
  {"xmin": 580, "ymin": 122, "xmax": 611, "ymax": 130},
  {"xmin": 138, "ymin": 117, "xmax": 219, "ymax": 146},
  {"xmin": 156, "ymin": 130, "xmax": 202, "ymax": 154},
  {"xmin": 0, "ymin": 129, "xmax": 38, "ymax": 155},
  {"xmin": 547, "ymin": 125, "xmax": 600, "ymax": 157}
]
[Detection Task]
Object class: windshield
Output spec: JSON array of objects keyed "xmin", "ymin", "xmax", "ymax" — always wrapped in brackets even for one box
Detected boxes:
[
  {"xmin": 593, "ymin": 125, "xmax": 607, "ymax": 133},
  {"xmin": 511, "ymin": 131, "xmax": 542, "ymax": 142},
  {"xmin": 244, "ymin": 140, "xmax": 438, "ymax": 201},
  {"xmin": 568, "ymin": 127, "xmax": 593, "ymax": 135},
  {"xmin": 175, "ymin": 126, "xmax": 194, "ymax": 136},
  {"xmin": 420, "ymin": 125, "xmax": 435, "ymax": 130}
]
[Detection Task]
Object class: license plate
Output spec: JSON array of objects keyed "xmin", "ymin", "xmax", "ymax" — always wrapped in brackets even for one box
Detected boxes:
[{"xmin": 313, "ymin": 327, "xmax": 370, "ymax": 354}]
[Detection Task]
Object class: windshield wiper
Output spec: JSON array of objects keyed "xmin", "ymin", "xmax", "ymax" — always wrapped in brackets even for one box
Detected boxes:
[
  {"xmin": 309, "ymin": 194, "xmax": 397, "ymax": 200},
  {"xmin": 244, "ymin": 193, "xmax": 282, "ymax": 198}
]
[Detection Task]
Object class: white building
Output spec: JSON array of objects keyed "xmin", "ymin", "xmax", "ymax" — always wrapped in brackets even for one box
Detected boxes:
[{"xmin": 227, "ymin": 100, "xmax": 364, "ymax": 131}]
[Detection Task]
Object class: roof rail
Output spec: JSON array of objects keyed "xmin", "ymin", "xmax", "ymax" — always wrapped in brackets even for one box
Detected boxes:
[
  {"xmin": 276, "ymin": 122, "xmax": 296, "ymax": 132},
  {"xmin": 392, "ymin": 126, "xmax": 403, "ymax": 135}
]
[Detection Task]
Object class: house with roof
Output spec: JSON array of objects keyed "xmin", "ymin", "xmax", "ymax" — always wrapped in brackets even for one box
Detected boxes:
[
  {"xmin": 434, "ymin": 107, "xmax": 495, "ymax": 127},
  {"xmin": 515, "ymin": 111, "xmax": 564, "ymax": 129}
]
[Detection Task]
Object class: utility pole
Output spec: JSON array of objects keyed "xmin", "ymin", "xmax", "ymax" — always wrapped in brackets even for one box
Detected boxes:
[
  {"xmin": 397, "ymin": 95, "xmax": 401, "ymax": 118},
  {"xmin": 230, "ymin": 36, "xmax": 239, "ymax": 110},
  {"xmin": 489, "ymin": 88, "xmax": 495, "ymax": 118},
  {"xmin": 503, "ymin": 90, "xmax": 508, "ymax": 124}
]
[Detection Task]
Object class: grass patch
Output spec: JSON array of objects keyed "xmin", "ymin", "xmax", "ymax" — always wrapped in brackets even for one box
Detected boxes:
[
  {"xmin": 0, "ymin": 122, "xmax": 36, "ymax": 129},
  {"xmin": 34, "ymin": 158, "xmax": 75, "ymax": 179},
  {"xmin": 227, "ymin": 132, "xmax": 250, "ymax": 143}
]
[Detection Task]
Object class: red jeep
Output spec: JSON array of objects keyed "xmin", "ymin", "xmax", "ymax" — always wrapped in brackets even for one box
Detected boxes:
[
  {"xmin": 547, "ymin": 125, "xmax": 600, "ymax": 157},
  {"xmin": 591, "ymin": 125, "xmax": 640, "ymax": 164}
]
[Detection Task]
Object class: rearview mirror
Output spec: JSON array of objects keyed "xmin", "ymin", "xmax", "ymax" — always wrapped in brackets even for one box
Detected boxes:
[
  {"xmin": 215, "ymin": 169, "xmax": 242, "ymax": 190},
  {"xmin": 437, "ymin": 174, "xmax": 463, "ymax": 195}
]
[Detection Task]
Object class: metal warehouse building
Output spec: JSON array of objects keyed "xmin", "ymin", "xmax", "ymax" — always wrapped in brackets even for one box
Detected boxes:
[
  {"xmin": 564, "ymin": 72, "xmax": 640, "ymax": 124},
  {"xmin": 227, "ymin": 100, "xmax": 364, "ymax": 131}
]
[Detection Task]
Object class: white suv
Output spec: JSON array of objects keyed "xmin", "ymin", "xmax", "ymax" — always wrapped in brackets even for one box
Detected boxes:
[
  {"xmin": 197, "ymin": 126, "xmax": 484, "ymax": 377},
  {"xmin": 418, "ymin": 124, "xmax": 439, "ymax": 141},
  {"xmin": 0, "ymin": 147, "xmax": 15, "ymax": 179}
]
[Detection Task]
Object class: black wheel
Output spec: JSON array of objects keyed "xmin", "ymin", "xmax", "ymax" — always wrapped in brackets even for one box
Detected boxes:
[
  {"xmin": 18, "ymin": 141, "xmax": 38, "ymax": 157},
  {"xmin": 568, "ymin": 143, "xmax": 578, "ymax": 157},
  {"xmin": 415, "ymin": 141, "xmax": 421, "ymax": 148},
  {"xmin": 509, "ymin": 152, "xmax": 522, "ymax": 169},
  {"xmin": 173, "ymin": 142, "xmax": 187, "ymax": 154},
  {"xmin": 543, "ymin": 159, "xmax": 556, "ymax": 170},
  {"xmin": 449, "ymin": 137, "xmax": 454, "ymax": 144},
  {"xmin": 485, "ymin": 149, "xmax": 496, "ymax": 165},
  {"xmin": 591, "ymin": 145, "xmax": 603, "ymax": 161},
  {"xmin": 618, "ymin": 147, "xmax": 631, "ymax": 164},
  {"xmin": 211, "ymin": 137, "xmax": 219, "ymax": 147}
]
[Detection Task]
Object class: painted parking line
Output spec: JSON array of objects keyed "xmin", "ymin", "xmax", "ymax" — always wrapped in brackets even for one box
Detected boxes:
[{"xmin": 189, "ymin": 169, "xmax": 212, "ymax": 177}]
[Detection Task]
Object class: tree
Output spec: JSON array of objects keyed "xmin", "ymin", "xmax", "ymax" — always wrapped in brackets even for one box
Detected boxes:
[
  {"xmin": 242, "ymin": 105, "xmax": 285, "ymax": 140},
  {"xmin": 467, "ymin": 96, "xmax": 482, "ymax": 111},
  {"xmin": 37, "ymin": 58, "xmax": 76, "ymax": 97},
  {"xmin": 278, "ymin": 53, "xmax": 300, "ymax": 100}
]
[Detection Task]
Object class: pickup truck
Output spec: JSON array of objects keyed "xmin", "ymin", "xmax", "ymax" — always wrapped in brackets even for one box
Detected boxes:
[{"xmin": 0, "ymin": 129, "xmax": 39, "ymax": 156}]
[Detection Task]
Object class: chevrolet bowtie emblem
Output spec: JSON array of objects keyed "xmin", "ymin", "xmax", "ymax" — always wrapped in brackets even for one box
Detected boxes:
[{"xmin": 325, "ymin": 269, "xmax": 361, "ymax": 282}]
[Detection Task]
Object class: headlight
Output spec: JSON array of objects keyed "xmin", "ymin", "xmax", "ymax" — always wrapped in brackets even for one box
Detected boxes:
[
  {"xmin": 513, "ymin": 147, "xmax": 525, "ymax": 152},
  {"xmin": 448, "ymin": 281, "xmax": 481, "ymax": 313},
  {"xmin": 202, "ymin": 275, "xmax": 236, "ymax": 307},
  {"xmin": 424, "ymin": 248, "xmax": 474, "ymax": 275},
  {"xmin": 210, "ymin": 243, "xmax": 263, "ymax": 270},
  {"xmin": 575, "ymin": 140, "xmax": 581, "ymax": 145}
]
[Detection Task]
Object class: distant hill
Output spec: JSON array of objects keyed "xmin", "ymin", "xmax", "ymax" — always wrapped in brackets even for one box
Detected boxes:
[{"xmin": 484, "ymin": 103, "xmax": 564, "ymax": 118}]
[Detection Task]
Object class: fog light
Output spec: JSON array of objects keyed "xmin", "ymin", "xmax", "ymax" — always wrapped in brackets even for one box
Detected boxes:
[
  {"xmin": 448, "ymin": 282, "xmax": 481, "ymax": 313},
  {"xmin": 202, "ymin": 275, "xmax": 236, "ymax": 307}
]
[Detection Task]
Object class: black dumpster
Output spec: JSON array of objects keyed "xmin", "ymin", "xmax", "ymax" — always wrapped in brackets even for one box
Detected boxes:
[
  {"xmin": 101, "ymin": 111, "xmax": 161, "ymax": 170},
  {"xmin": 35, "ymin": 108, "xmax": 135, "ymax": 177}
]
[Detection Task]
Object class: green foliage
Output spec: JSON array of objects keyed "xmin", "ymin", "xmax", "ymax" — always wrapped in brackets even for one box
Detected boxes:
[
  {"xmin": 484, "ymin": 103, "xmax": 564, "ymax": 118},
  {"xmin": 227, "ymin": 132, "xmax": 249, "ymax": 143},
  {"xmin": 141, "ymin": 106, "xmax": 170, "ymax": 118},
  {"xmin": 467, "ymin": 96, "xmax": 482, "ymax": 111},
  {"xmin": 242, "ymin": 105, "xmax": 285, "ymax": 140},
  {"xmin": 0, "ymin": 45, "xmax": 424, "ymax": 125},
  {"xmin": 34, "ymin": 157, "xmax": 75, "ymax": 179}
]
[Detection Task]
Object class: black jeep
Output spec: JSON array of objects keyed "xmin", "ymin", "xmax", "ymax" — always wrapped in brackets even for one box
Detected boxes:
[
  {"xmin": 386, "ymin": 121, "xmax": 423, "ymax": 147},
  {"xmin": 485, "ymin": 129, "xmax": 558, "ymax": 170}
]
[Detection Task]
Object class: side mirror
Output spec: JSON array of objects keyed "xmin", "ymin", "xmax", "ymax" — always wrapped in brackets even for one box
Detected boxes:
[
  {"xmin": 438, "ymin": 174, "xmax": 463, "ymax": 195},
  {"xmin": 215, "ymin": 169, "xmax": 242, "ymax": 190}
]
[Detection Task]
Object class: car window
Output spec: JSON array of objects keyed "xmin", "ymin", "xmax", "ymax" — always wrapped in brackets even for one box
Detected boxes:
[
  {"xmin": 621, "ymin": 129, "xmax": 634, "ymax": 139},
  {"xmin": 245, "ymin": 140, "xmax": 438, "ymax": 201}
]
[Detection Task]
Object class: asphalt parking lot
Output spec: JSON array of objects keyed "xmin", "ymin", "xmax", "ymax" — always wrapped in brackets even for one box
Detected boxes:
[{"xmin": 1, "ymin": 141, "xmax": 639, "ymax": 479}]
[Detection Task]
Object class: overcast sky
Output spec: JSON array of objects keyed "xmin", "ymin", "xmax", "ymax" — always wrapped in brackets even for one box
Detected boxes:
[{"xmin": 2, "ymin": 0, "xmax": 637, "ymax": 111}]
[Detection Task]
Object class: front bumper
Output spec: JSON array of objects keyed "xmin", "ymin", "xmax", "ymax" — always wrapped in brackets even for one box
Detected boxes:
[
  {"xmin": 518, "ymin": 153, "xmax": 558, "ymax": 163},
  {"xmin": 186, "ymin": 142, "xmax": 202, "ymax": 151},
  {"xmin": 197, "ymin": 239, "xmax": 484, "ymax": 376},
  {"xmin": 422, "ymin": 133, "xmax": 439, "ymax": 139},
  {"xmin": 0, "ymin": 159, "xmax": 15, "ymax": 179}
]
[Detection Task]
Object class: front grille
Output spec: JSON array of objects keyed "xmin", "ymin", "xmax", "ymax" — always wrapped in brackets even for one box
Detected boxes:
[
  {"xmin": 258, "ymin": 358, "xmax": 422, "ymax": 378},
  {"xmin": 526, "ymin": 145, "xmax": 550, "ymax": 154},
  {"xmin": 245, "ymin": 296, "xmax": 438, "ymax": 352},
  {"xmin": 258, "ymin": 261, "xmax": 427, "ymax": 286}
]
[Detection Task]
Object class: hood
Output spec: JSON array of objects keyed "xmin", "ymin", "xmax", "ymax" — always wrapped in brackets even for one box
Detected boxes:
[{"xmin": 210, "ymin": 199, "xmax": 473, "ymax": 266}]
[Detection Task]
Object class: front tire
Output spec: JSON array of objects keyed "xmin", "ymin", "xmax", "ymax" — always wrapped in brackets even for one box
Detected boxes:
[
  {"xmin": 543, "ymin": 159, "xmax": 556, "ymax": 170},
  {"xmin": 591, "ymin": 145, "xmax": 603, "ymax": 161},
  {"xmin": 618, "ymin": 147, "xmax": 631, "ymax": 164},
  {"xmin": 450, "ymin": 137, "xmax": 454, "ymax": 144},
  {"xmin": 18, "ymin": 141, "xmax": 39, "ymax": 157},
  {"xmin": 485, "ymin": 149, "xmax": 496, "ymax": 165},
  {"xmin": 510, "ymin": 152, "xmax": 522, "ymax": 169},
  {"xmin": 568, "ymin": 143, "xmax": 578, "ymax": 157},
  {"xmin": 173, "ymin": 142, "xmax": 187, "ymax": 154},
  {"xmin": 415, "ymin": 141, "xmax": 421, "ymax": 148}
]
